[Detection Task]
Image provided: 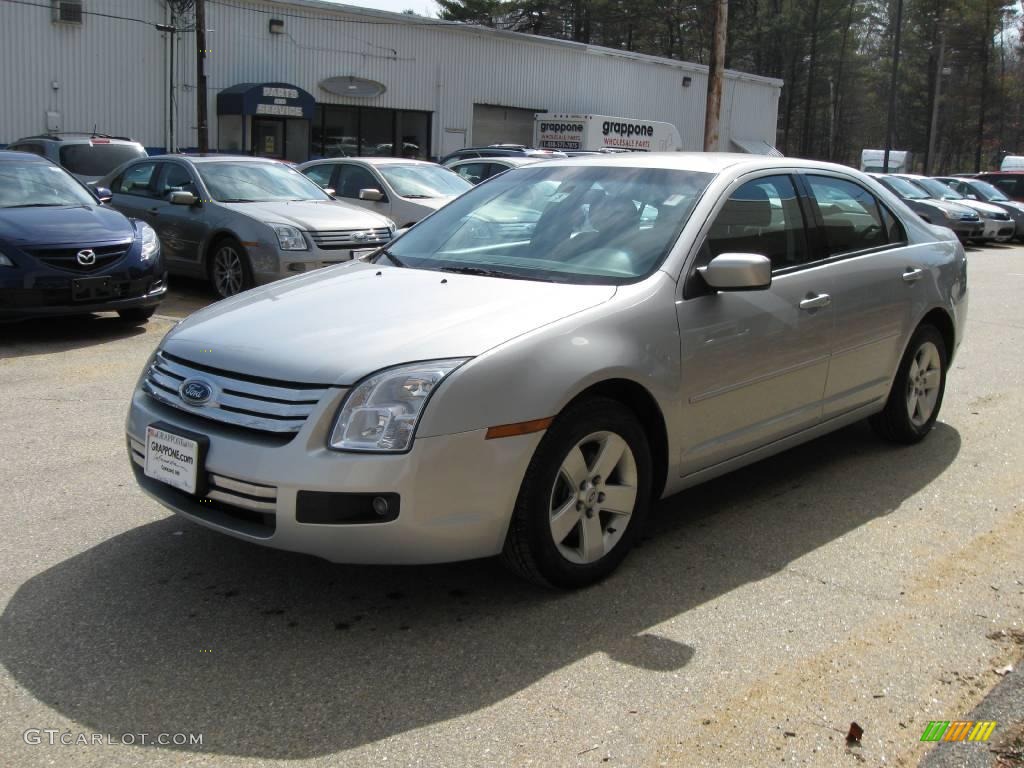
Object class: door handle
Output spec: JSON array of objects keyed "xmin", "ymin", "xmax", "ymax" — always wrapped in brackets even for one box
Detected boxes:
[
  {"xmin": 799, "ymin": 293, "xmax": 831, "ymax": 310},
  {"xmin": 902, "ymin": 267, "xmax": 924, "ymax": 282}
]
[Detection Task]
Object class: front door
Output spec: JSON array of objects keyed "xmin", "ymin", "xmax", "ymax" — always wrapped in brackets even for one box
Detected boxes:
[
  {"xmin": 147, "ymin": 162, "xmax": 207, "ymax": 269},
  {"xmin": 253, "ymin": 119, "xmax": 285, "ymax": 159},
  {"xmin": 675, "ymin": 174, "xmax": 834, "ymax": 475}
]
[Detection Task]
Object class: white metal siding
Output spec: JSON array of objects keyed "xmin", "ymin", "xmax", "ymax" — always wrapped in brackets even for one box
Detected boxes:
[{"xmin": 0, "ymin": 0, "xmax": 782, "ymax": 156}]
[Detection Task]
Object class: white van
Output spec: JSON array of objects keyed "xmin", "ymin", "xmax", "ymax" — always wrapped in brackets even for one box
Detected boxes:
[
  {"xmin": 1000, "ymin": 155, "xmax": 1024, "ymax": 171},
  {"xmin": 533, "ymin": 114, "xmax": 682, "ymax": 153},
  {"xmin": 861, "ymin": 149, "xmax": 910, "ymax": 174}
]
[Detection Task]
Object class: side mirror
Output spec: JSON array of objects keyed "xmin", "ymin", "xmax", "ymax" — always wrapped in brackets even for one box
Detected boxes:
[
  {"xmin": 697, "ymin": 253, "xmax": 772, "ymax": 291},
  {"xmin": 94, "ymin": 186, "xmax": 113, "ymax": 204},
  {"xmin": 170, "ymin": 190, "xmax": 198, "ymax": 206},
  {"xmin": 359, "ymin": 188, "xmax": 385, "ymax": 202}
]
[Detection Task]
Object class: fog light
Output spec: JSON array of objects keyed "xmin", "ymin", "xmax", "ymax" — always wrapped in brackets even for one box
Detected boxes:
[
  {"xmin": 288, "ymin": 263, "xmax": 307, "ymax": 272},
  {"xmin": 372, "ymin": 496, "xmax": 390, "ymax": 517}
]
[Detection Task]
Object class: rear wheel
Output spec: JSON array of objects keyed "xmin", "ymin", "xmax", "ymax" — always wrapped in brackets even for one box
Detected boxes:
[
  {"xmin": 117, "ymin": 306, "xmax": 156, "ymax": 323},
  {"xmin": 209, "ymin": 237, "xmax": 254, "ymax": 299},
  {"xmin": 501, "ymin": 397, "xmax": 651, "ymax": 588},
  {"xmin": 870, "ymin": 324, "xmax": 947, "ymax": 444}
]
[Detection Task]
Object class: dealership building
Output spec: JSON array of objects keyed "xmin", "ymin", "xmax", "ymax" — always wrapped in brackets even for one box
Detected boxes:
[{"xmin": 0, "ymin": 0, "xmax": 783, "ymax": 161}]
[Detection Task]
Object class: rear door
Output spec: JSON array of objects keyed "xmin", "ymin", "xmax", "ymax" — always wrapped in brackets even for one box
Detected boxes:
[
  {"xmin": 107, "ymin": 161, "xmax": 160, "ymax": 220},
  {"xmin": 800, "ymin": 172, "xmax": 915, "ymax": 419}
]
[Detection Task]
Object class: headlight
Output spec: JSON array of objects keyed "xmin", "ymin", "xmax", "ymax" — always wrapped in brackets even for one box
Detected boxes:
[
  {"xmin": 271, "ymin": 223, "xmax": 308, "ymax": 251},
  {"xmin": 139, "ymin": 222, "xmax": 160, "ymax": 260},
  {"xmin": 942, "ymin": 208, "xmax": 960, "ymax": 220},
  {"xmin": 0, "ymin": 253, "xmax": 13, "ymax": 267},
  {"xmin": 329, "ymin": 358, "xmax": 469, "ymax": 452}
]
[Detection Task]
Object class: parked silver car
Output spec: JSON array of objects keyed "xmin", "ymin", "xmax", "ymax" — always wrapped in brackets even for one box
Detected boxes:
[
  {"xmin": 896, "ymin": 174, "xmax": 1014, "ymax": 242},
  {"xmin": 298, "ymin": 157, "xmax": 471, "ymax": 228},
  {"xmin": 126, "ymin": 154, "xmax": 968, "ymax": 587},
  {"xmin": 99, "ymin": 156, "xmax": 395, "ymax": 297}
]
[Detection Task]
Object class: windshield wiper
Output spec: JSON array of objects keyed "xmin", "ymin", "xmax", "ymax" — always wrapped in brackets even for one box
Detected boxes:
[
  {"xmin": 439, "ymin": 266, "xmax": 550, "ymax": 282},
  {"xmin": 217, "ymin": 198, "xmax": 257, "ymax": 203},
  {"xmin": 402, "ymin": 194, "xmax": 433, "ymax": 199},
  {"xmin": 372, "ymin": 248, "xmax": 405, "ymax": 267},
  {"xmin": 4, "ymin": 203, "xmax": 69, "ymax": 208}
]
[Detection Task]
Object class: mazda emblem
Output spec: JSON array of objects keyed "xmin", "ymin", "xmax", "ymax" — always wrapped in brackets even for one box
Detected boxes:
[
  {"xmin": 179, "ymin": 379, "xmax": 214, "ymax": 406},
  {"xmin": 76, "ymin": 249, "xmax": 97, "ymax": 266}
]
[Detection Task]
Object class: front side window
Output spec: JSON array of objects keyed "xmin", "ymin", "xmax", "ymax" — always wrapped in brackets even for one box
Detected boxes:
[
  {"xmin": 302, "ymin": 164, "xmax": 335, "ymax": 189},
  {"xmin": 196, "ymin": 162, "xmax": 331, "ymax": 203},
  {"xmin": 382, "ymin": 165, "xmax": 712, "ymax": 285},
  {"xmin": 806, "ymin": 175, "xmax": 893, "ymax": 255},
  {"xmin": 912, "ymin": 176, "xmax": 964, "ymax": 201},
  {"xmin": 159, "ymin": 164, "xmax": 198, "ymax": 196},
  {"xmin": 966, "ymin": 179, "xmax": 1009, "ymax": 202},
  {"xmin": 335, "ymin": 165, "xmax": 381, "ymax": 199},
  {"xmin": 114, "ymin": 162, "xmax": 158, "ymax": 196},
  {"xmin": 880, "ymin": 175, "xmax": 930, "ymax": 200},
  {"xmin": 706, "ymin": 175, "xmax": 808, "ymax": 271}
]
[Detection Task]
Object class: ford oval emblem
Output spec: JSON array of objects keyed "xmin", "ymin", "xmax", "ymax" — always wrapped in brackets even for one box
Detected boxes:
[
  {"xmin": 180, "ymin": 379, "xmax": 214, "ymax": 406},
  {"xmin": 353, "ymin": 231, "xmax": 370, "ymax": 242}
]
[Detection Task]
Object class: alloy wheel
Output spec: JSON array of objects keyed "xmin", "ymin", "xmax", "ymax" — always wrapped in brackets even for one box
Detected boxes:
[
  {"xmin": 548, "ymin": 430, "xmax": 637, "ymax": 565},
  {"xmin": 906, "ymin": 340, "xmax": 942, "ymax": 427},
  {"xmin": 212, "ymin": 245, "xmax": 245, "ymax": 298}
]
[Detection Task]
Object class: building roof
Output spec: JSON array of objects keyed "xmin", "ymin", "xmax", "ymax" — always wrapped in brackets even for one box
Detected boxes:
[{"xmin": 223, "ymin": 0, "xmax": 783, "ymax": 89}]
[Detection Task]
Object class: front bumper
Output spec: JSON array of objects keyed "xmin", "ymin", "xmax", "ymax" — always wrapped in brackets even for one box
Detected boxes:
[
  {"xmin": 246, "ymin": 240, "xmax": 388, "ymax": 286},
  {"xmin": 946, "ymin": 219, "xmax": 984, "ymax": 239},
  {"xmin": 0, "ymin": 272, "xmax": 166, "ymax": 320},
  {"xmin": 125, "ymin": 386, "xmax": 541, "ymax": 564}
]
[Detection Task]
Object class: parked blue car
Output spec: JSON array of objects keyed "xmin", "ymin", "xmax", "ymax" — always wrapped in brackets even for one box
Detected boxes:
[{"xmin": 0, "ymin": 150, "xmax": 166, "ymax": 322}]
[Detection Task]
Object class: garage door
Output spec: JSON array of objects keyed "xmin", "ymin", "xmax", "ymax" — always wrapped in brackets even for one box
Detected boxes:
[{"xmin": 472, "ymin": 104, "xmax": 538, "ymax": 147}]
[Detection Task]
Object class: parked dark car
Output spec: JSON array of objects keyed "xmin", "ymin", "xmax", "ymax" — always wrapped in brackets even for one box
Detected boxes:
[
  {"xmin": 975, "ymin": 172, "xmax": 1024, "ymax": 202},
  {"xmin": 935, "ymin": 176, "xmax": 1024, "ymax": 241},
  {"xmin": 870, "ymin": 173, "xmax": 983, "ymax": 242},
  {"xmin": 0, "ymin": 151, "xmax": 165, "ymax": 322},
  {"xmin": 439, "ymin": 145, "xmax": 567, "ymax": 166},
  {"xmin": 6, "ymin": 133, "xmax": 147, "ymax": 185}
]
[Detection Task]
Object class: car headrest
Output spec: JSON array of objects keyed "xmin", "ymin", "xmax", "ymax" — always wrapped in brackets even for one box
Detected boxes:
[
  {"xmin": 715, "ymin": 184, "xmax": 772, "ymax": 228},
  {"xmin": 592, "ymin": 196, "xmax": 640, "ymax": 233}
]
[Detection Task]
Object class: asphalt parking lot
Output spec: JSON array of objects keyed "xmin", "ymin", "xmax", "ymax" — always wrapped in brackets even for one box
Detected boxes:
[{"xmin": 1, "ymin": 246, "xmax": 1022, "ymax": 768}]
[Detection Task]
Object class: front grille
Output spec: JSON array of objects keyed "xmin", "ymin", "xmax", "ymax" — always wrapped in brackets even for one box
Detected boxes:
[
  {"xmin": 142, "ymin": 350, "xmax": 332, "ymax": 434},
  {"xmin": 28, "ymin": 242, "xmax": 132, "ymax": 273},
  {"xmin": 310, "ymin": 227, "xmax": 392, "ymax": 251},
  {"xmin": 987, "ymin": 211, "xmax": 1010, "ymax": 221}
]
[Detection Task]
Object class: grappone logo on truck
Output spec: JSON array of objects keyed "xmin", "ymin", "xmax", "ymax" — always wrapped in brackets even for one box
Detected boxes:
[
  {"xmin": 540, "ymin": 122, "xmax": 584, "ymax": 134},
  {"xmin": 602, "ymin": 121, "xmax": 655, "ymax": 138}
]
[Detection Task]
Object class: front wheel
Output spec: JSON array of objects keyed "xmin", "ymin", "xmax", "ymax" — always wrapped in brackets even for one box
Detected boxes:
[
  {"xmin": 870, "ymin": 324, "xmax": 947, "ymax": 444},
  {"xmin": 501, "ymin": 397, "xmax": 651, "ymax": 588},
  {"xmin": 209, "ymin": 237, "xmax": 254, "ymax": 299}
]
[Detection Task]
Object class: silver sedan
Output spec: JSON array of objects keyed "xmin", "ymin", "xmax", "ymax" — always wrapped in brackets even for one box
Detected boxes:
[{"xmin": 126, "ymin": 154, "xmax": 968, "ymax": 588}]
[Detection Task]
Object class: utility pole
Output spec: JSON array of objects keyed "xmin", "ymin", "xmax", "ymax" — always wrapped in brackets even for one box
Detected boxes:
[
  {"xmin": 156, "ymin": 21, "xmax": 177, "ymax": 152},
  {"xmin": 883, "ymin": 0, "xmax": 904, "ymax": 174},
  {"xmin": 704, "ymin": 0, "xmax": 728, "ymax": 151},
  {"xmin": 974, "ymin": 0, "xmax": 991, "ymax": 172},
  {"xmin": 195, "ymin": 0, "xmax": 209, "ymax": 153},
  {"xmin": 925, "ymin": 31, "xmax": 945, "ymax": 175}
]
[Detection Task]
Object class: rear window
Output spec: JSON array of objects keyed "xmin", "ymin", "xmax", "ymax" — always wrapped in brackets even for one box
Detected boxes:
[{"xmin": 59, "ymin": 143, "xmax": 147, "ymax": 177}]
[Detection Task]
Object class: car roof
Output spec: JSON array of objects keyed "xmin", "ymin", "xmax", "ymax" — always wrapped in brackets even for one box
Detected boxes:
[
  {"xmin": 163, "ymin": 154, "xmax": 288, "ymax": 165},
  {"xmin": 515, "ymin": 151, "xmax": 860, "ymax": 175},
  {"xmin": 304, "ymin": 157, "xmax": 435, "ymax": 167},
  {"xmin": 450, "ymin": 156, "xmax": 545, "ymax": 167},
  {"xmin": 0, "ymin": 149, "xmax": 50, "ymax": 163},
  {"xmin": 12, "ymin": 133, "xmax": 141, "ymax": 145}
]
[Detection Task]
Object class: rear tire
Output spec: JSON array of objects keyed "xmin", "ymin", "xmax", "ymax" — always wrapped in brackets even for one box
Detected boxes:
[
  {"xmin": 117, "ymin": 306, "xmax": 156, "ymax": 323},
  {"xmin": 208, "ymin": 236, "xmax": 254, "ymax": 299},
  {"xmin": 870, "ymin": 324, "xmax": 947, "ymax": 444},
  {"xmin": 501, "ymin": 397, "xmax": 652, "ymax": 589}
]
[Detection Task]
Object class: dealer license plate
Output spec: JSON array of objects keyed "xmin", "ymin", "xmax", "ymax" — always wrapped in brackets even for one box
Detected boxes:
[
  {"xmin": 71, "ymin": 276, "xmax": 114, "ymax": 302},
  {"xmin": 144, "ymin": 426, "xmax": 200, "ymax": 495}
]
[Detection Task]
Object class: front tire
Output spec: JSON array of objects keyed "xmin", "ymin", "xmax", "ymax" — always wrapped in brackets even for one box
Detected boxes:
[
  {"xmin": 501, "ymin": 397, "xmax": 652, "ymax": 588},
  {"xmin": 870, "ymin": 324, "xmax": 947, "ymax": 444},
  {"xmin": 209, "ymin": 236, "xmax": 254, "ymax": 299}
]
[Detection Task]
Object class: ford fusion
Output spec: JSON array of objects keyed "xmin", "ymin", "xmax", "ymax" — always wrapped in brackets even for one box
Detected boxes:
[
  {"xmin": 127, "ymin": 154, "xmax": 967, "ymax": 587},
  {"xmin": 0, "ymin": 150, "xmax": 164, "ymax": 322}
]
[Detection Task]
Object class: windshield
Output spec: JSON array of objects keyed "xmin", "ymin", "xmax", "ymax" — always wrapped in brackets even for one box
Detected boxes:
[
  {"xmin": 0, "ymin": 161, "xmax": 98, "ymax": 208},
  {"xmin": 965, "ymin": 179, "xmax": 1009, "ymax": 201},
  {"xmin": 383, "ymin": 165, "xmax": 713, "ymax": 285},
  {"xmin": 378, "ymin": 164, "xmax": 471, "ymax": 198},
  {"xmin": 59, "ymin": 143, "xmax": 146, "ymax": 177},
  {"xmin": 912, "ymin": 177, "xmax": 963, "ymax": 200},
  {"xmin": 197, "ymin": 162, "xmax": 332, "ymax": 203},
  {"xmin": 880, "ymin": 176, "xmax": 930, "ymax": 200}
]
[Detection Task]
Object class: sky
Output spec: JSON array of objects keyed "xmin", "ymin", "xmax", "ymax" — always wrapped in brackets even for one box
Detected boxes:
[{"xmin": 321, "ymin": 0, "xmax": 440, "ymax": 16}]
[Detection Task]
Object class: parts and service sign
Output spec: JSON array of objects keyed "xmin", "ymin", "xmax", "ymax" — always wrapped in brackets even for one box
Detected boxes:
[{"xmin": 145, "ymin": 426, "xmax": 200, "ymax": 495}]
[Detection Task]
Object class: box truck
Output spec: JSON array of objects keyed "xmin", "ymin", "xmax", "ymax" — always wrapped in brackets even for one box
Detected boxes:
[
  {"xmin": 533, "ymin": 114, "xmax": 683, "ymax": 152},
  {"xmin": 861, "ymin": 149, "xmax": 911, "ymax": 174}
]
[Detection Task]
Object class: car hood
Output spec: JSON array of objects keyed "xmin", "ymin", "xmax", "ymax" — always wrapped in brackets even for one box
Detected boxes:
[
  {"xmin": 221, "ymin": 200, "xmax": 392, "ymax": 231},
  {"xmin": 956, "ymin": 199, "xmax": 1009, "ymax": 216},
  {"xmin": 399, "ymin": 196, "xmax": 452, "ymax": 211},
  {"xmin": 927, "ymin": 199, "xmax": 976, "ymax": 216},
  {"xmin": 163, "ymin": 262, "xmax": 617, "ymax": 385},
  {"xmin": 0, "ymin": 204, "xmax": 133, "ymax": 246}
]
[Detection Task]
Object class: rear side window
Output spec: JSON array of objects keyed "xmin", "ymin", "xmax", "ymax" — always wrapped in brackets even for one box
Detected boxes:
[
  {"xmin": 59, "ymin": 143, "xmax": 146, "ymax": 177},
  {"xmin": 113, "ymin": 163, "xmax": 158, "ymax": 197},
  {"xmin": 706, "ymin": 175, "xmax": 808, "ymax": 271},
  {"xmin": 806, "ymin": 175, "xmax": 896, "ymax": 255},
  {"xmin": 454, "ymin": 162, "xmax": 488, "ymax": 184}
]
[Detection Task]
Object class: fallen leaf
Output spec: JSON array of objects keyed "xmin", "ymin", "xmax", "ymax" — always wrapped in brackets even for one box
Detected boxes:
[{"xmin": 846, "ymin": 722, "xmax": 864, "ymax": 743}]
